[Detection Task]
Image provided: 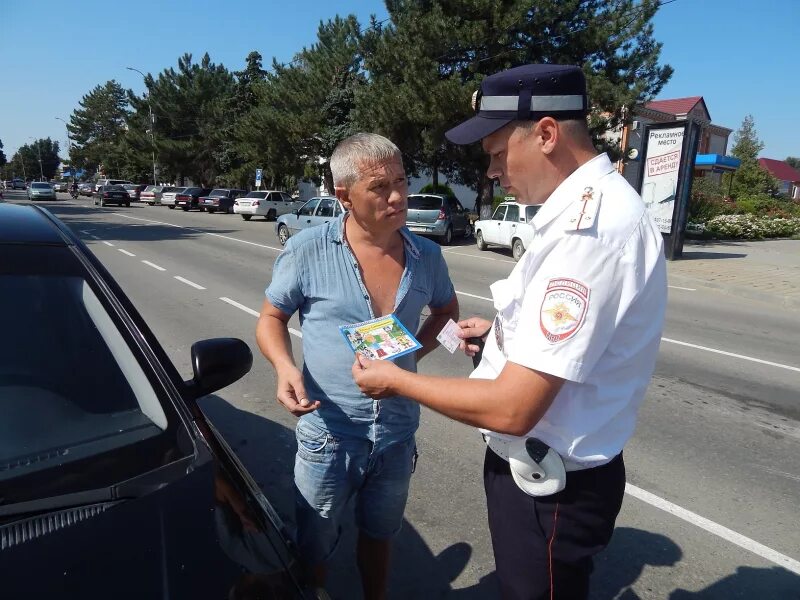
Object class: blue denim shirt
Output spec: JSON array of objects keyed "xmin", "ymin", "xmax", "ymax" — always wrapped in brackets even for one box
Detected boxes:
[{"xmin": 266, "ymin": 214, "xmax": 455, "ymax": 449}]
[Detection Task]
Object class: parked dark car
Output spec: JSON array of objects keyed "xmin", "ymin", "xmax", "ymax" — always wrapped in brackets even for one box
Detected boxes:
[
  {"xmin": 123, "ymin": 183, "xmax": 148, "ymax": 201},
  {"xmin": 200, "ymin": 188, "xmax": 248, "ymax": 214},
  {"xmin": 176, "ymin": 187, "xmax": 213, "ymax": 211},
  {"xmin": 0, "ymin": 203, "xmax": 324, "ymax": 600},
  {"xmin": 405, "ymin": 193, "xmax": 471, "ymax": 245},
  {"xmin": 93, "ymin": 184, "xmax": 131, "ymax": 207}
]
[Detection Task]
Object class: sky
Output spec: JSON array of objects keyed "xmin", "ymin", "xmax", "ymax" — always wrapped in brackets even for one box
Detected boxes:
[{"xmin": 1, "ymin": 0, "xmax": 797, "ymax": 164}]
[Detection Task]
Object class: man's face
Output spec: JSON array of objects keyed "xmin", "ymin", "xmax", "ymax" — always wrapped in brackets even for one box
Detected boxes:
[
  {"xmin": 483, "ymin": 123, "xmax": 548, "ymax": 205},
  {"xmin": 339, "ymin": 155, "xmax": 408, "ymax": 232}
]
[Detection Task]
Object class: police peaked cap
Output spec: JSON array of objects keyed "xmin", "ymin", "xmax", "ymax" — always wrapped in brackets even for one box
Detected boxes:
[{"xmin": 445, "ymin": 64, "xmax": 588, "ymax": 145}]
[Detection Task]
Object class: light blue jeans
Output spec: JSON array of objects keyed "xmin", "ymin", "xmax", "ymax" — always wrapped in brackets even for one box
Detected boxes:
[{"xmin": 293, "ymin": 418, "xmax": 417, "ymax": 565}]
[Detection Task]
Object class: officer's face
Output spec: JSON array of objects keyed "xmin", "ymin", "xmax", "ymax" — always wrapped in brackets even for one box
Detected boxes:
[
  {"xmin": 337, "ymin": 155, "xmax": 408, "ymax": 232},
  {"xmin": 483, "ymin": 122, "xmax": 552, "ymax": 204}
]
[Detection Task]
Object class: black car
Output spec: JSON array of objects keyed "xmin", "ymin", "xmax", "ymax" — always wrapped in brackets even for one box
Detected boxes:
[
  {"xmin": 175, "ymin": 187, "xmax": 213, "ymax": 211},
  {"xmin": 200, "ymin": 188, "xmax": 248, "ymax": 214},
  {"xmin": 94, "ymin": 184, "xmax": 131, "ymax": 207},
  {"xmin": 0, "ymin": 203, "xmax": 323, "ymax": 599}
]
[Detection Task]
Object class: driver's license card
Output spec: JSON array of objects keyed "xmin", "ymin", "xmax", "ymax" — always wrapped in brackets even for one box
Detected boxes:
[{"xmin": 436, "ymin": 319, "xmax": 462, "ymax": 354}]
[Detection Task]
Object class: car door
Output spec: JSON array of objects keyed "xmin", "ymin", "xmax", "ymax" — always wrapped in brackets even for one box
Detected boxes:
[
  {"xmin": 310, "ymin": 198, "xmax": 337, "ymax": 228},
  {"xmin": 483, "ymin": 205, "xmax": 507, "ymax": 244},
  {"xmin": 498, "ymin": 204, "xmax": 521, "ymax": 248},
  {"xmin": 447, "ymin": 197, "xmax": 467, "ymax": 234},
  {"xmin": 290, "ymin": 198, "xmax": 321, "ymax": 233}
]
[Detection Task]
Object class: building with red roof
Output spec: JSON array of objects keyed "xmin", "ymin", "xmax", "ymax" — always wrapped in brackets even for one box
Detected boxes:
[{"xmin": 758, "ymin": 158, "xmax": 800, "ymax": 200}]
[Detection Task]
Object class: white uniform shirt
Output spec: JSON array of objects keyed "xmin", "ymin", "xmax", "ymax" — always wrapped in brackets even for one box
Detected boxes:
[{"xmin": 473, "ymin": 153, "xmax": 667, "ymax": 467}]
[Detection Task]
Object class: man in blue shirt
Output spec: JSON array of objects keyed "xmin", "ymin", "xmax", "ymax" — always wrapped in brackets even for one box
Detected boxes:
[{"xmin": 256, "ymin": 133, "xmax": 458, "ymax": 599}]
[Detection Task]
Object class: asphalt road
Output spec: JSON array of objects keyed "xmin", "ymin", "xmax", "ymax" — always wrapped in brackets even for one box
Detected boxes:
[{"xmin": 7, "ymin": 191, "xmax": 799, "ymax": 599}]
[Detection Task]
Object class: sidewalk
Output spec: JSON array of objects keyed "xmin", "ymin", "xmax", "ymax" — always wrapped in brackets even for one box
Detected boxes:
[{"xmin": 667, "ymin": 239, "xmax": 800, "ymax": 310}]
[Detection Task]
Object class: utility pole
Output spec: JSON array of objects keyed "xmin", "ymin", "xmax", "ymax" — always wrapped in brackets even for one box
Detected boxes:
[{"xmin": 127, "ymin": 67, "xmax": 158, "ymax": 185}]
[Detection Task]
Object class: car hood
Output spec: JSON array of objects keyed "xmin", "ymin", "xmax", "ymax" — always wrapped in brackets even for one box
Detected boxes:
[{"xmin": 0, "ymin": 456, "xmax": 306, "ymax": 599}]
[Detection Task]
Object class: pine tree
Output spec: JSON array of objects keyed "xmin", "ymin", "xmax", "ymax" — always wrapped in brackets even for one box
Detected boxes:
[
  {"xmin": 726, "ymin": 115, "xmax": 778, "ymax": 198},
  {"xmin": 358, "ymin": 0, "xmax": 673, "ymax": 206},
  {"xmin": 68, "ymin": 81, "xmax": 130, "ymax": 177}
]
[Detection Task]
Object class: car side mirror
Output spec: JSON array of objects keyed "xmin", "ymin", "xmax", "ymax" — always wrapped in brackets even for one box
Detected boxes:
[
  {"xmin": 185, "ymin": 338, "xmax": 252, "ymax": 401},
  {"xmin": 293, "ymin": 209, "xmax": 300, "ymax": 216}
]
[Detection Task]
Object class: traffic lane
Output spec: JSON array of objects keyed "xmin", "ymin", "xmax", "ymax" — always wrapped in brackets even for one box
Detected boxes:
[
  {"xmin": 43, "ymin": 201, "xmax": 800, "ymax": 425},
  {"xmin": 73, "ymin": 231, "xmax": 497, "ymax": 598},
  {"xmin": 67, "ymin": 234, "xmax": 800, "ymax": 598}
]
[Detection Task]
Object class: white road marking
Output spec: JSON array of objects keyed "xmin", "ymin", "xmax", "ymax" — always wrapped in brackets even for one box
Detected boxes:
[
  {"xmin": 174, "ymin": 276, "xmax": 206, "ymax": 290},
  {"xmin": 456, "ymin": 290, "xmax": 493, "ymax": 302},
  {"xmin": 88, "ymin": 234, "xmax": 100, "ymax": 240},
  {"xmin": 79, "ymin": 229, "xmax": 93, "ymax": 235},
  {"xmin": 113, "ymin": 213, "xmax": 283, "ymax": 252},
  {"xmin": 118, "ymin": 249, "xmax": 136, "ymax": 257},
  {"xmin": 626, "ymin": 483, "xmax": 800, "ymax": 575},
  {"xmin": 142, "ymin": 260, "xmax": 166, "ymax": 272},
  {"xmin": 668, "ymin": 285, "xmax": 696, "ymax": 291},
  {"xmin": 103, "ymin": 241, "xmax": 115, "ymax": 247},
  {"xmin": 220, "ymin": 296, "xmax": 260, "ymax": 317},
  {"xmin": 457, "ymin": 292, "xmax": 799, "ymax": 373},
  {"xmin": 218, "ymin": 297, "xmax": 301, "ymax": 337},
  {"xmin": 442, "ymin": 249, "xmax": 515, "ymax": 263},
  {"xmin": 661, "ymin": 338, "xmax": 800, "ymax": 373}
]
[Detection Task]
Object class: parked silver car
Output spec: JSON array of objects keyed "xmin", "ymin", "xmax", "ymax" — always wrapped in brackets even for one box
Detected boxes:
[
  {"xmin": 275, "ymin": 196, "xmax": 343, "ymax": 245},
  {"xmin": 405, "ymin": 194, "xmax": 471, "ymax": 245},
  {"xmin": 160, "ymin": 187, "xmax": 187, "ymax": 209}
]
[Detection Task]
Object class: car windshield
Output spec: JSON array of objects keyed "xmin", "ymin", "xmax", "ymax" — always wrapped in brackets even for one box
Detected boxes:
[
  {"xmin": 245, "ymin": 191, "xmax": 268, "ymax": 199},
  {"xmin": 183, "ymin": 188, "xmax": 201, "ymax": 194},
  {"xmin": 31, "ymin": 183, "xmax": 51, "ymax": 189},
  {"xmin": 525, "ymin": 205, "xmax": 540, "ymax": 221},
  {"xmin": 209, "ymin": 189, "xmax": 229, "ymax": 197},
  {"xmin": 0, "ymin": 270, "xmax": 190, "ymax": 504},
  {"xmin": 170, "ymin": 187, "xmax": 187, "ymax": 194},
  {"xmin": 408, "ymin": 195, "xmax": 443, "ymax": 210},
  {"xmin": 105, "ymin": 185, "xmax": 125, "ymax": 191},
  {"xmin": 123, "ymin": 184, "xmax": 138, "ymax": 190}
]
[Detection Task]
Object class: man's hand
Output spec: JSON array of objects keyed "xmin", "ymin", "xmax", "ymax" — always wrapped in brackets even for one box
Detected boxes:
[
  {"xmin": 457, "ymin": 316, "xmax": 493, "ymax": 357},
  {"xmin": 352, "ymin": 354, "xmax": 402, "ymax": 399},
  {"xmin": 276, "ymin": 367, "xmax": 320, "ymax": 416}
]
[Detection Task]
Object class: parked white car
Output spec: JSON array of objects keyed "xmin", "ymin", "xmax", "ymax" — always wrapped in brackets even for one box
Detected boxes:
[
  {"xmin": 233, "ymin": 190, "xmax": 302, "ymax": 221},
  {"xmin": 474, "ymin": 202, "xmax": 540, "ymax": 261},
  {"xmin": 160, "ymin": 187, "xmax": 187, "ymax": 209}
]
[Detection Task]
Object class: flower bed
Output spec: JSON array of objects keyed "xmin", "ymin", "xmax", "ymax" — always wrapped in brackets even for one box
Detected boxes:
[{"xmin": 703, "ymin": 214, "xmax": 800, "ymax": 240}]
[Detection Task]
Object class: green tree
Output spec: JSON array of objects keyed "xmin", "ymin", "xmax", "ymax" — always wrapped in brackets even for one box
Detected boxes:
[
  {"xmin": 785, "ymin": 157, "xmax": 800, "ymax": 171},
  {"xmin": 68, "ymin": 81, "xmax": 130, "ymax": 177},
  {"xmin": 9, "ymin": 139, "xmax": 61, "ymax": 181},
  {"xmin": 0, "ymin": 138, "xmax": 7, "ymax": 168},
  {"xmin": 234, "ymin": 16, "xmax": 364, "ymax": 191},
  {"xmin": 358, "ymin": 0, "xmax": 673, "ymax": 207},
  {"xmin": 724, "ymin": 115, "xmax": 779, "ymax": 198},
  {"xmin": 133, "ymin": 53, "xmax": 236, "ymax": 186}
]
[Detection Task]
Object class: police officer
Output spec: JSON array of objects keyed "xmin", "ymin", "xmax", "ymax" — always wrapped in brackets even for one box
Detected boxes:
[{"xmin": 353, "ymin": 63, "xmax": 667, "ymax": 599}]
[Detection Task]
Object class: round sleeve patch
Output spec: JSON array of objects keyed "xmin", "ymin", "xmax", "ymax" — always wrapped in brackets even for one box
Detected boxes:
[{"xmin": 539, "ymin": 278, "xmax": 590, "ymax": 344}]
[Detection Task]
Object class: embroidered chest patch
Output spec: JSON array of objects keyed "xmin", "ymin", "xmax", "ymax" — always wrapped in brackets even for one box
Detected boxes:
[{"xmin": 539, "ymin": 278, "xmax": 590, "ymax": 344}]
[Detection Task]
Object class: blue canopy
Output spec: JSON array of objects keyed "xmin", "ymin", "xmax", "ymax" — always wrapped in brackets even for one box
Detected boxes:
[{"xmin": 695, "ymin": 154, "xmax": 740, "ymax": 173}]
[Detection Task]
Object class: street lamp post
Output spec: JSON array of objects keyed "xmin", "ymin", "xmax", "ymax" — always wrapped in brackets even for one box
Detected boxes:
[{"xmin": 127, "ymin": 66, "xmax": 157, "ymax": 186}]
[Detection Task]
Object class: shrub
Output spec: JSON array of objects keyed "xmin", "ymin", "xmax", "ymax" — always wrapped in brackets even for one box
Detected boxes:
[
  {"xmin": 732, "ymin": 194, "xmax": 800, "ymax": 218},
  {"xmin": 419, "ymin": 183, "xmax": 455, "ymax": 196},
  {"xmin": 704, "ymin": 214, "xmax": 800, "ymax": 239}
]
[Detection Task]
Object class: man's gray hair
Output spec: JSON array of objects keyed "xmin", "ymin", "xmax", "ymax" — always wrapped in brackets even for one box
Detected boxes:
[{"xmin": 330, "ymin": 133, "xmax": 402, "ymax": 190}]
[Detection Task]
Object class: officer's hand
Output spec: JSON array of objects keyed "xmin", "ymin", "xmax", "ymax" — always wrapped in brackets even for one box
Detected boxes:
[
  {"xmin": 275, "ymin": 367, "xmax": 320, "ymax": 417},
  {"xmin": 352, "ymin": 354, "xmax": 400, "ymax": 399},
  {"xmin": 457, "ymin": 316, "xmax": 493, "ymax": 357}
]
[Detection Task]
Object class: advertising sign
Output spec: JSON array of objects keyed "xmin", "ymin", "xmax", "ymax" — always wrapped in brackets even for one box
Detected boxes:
[{"xmin": 640, "ymin": 125, "xmax": 685, "ymax": 234}]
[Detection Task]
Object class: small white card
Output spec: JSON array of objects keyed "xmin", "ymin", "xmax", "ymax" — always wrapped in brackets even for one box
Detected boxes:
[{"xmin": 436, "ymin": 319, "xmax": 462, "ymax": 354}]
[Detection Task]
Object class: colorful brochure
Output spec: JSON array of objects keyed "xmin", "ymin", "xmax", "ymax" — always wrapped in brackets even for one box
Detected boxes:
[{"xmin": 339, "ymin": 313, "xmax": 421, "ymax": 360}]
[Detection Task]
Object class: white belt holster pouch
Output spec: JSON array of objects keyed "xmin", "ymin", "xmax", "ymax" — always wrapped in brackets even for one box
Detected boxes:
[{"xmin": 486, "ymin": 436, "xmax": 566, "ymax": 497}]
